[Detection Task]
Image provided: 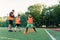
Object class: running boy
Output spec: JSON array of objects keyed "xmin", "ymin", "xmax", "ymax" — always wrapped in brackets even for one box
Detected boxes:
[
  {"xmin": 24, "ymin": 14, "xmax": 36, "ymax": 34},
  {"xmin": 14, "ymin": 14, "xmax": 20, "ymax": 32}
]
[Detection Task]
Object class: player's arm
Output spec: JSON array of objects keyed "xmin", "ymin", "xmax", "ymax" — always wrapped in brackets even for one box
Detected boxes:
[
  {"xmin": 27, "ymin": 17, "xmax": 29, "ymax": 23},
  {"xmin": 11, "ymin": 13, "xmax": 14, "ymax": 18}
]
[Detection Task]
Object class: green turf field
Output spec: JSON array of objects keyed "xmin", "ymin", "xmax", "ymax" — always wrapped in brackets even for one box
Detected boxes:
[{"xmin": 0, "ymin": 28, "xmax": 60, "ymax": 40}]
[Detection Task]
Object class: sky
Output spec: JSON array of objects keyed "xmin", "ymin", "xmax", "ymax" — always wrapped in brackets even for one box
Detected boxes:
[{"xmin": 0, "ymin": 0, "xmax": 59, "ymax": 17}]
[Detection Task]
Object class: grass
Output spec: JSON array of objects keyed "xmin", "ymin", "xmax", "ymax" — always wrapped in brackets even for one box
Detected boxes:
[
  {"xmin": 1, "ymin": 27, "xmax": 60, "ymax": 40},
  {"xmin": 47, "ymin": 30, "xmax": 60, "ymax": 40}
]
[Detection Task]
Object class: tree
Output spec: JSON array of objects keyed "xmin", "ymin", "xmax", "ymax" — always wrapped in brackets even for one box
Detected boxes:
[
  {"xmin": 53, "ymin": 4, "xmax": 60, "ymax": 27},
  {"xmin": 20, "ymin": 14, "xmax": 27, "ymax": 27},
  {"xmin": 41, "ymin": 4, "xmax": 60, "ymax": 27}
]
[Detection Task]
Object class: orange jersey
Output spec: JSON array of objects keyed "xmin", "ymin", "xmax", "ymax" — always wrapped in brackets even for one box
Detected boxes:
[
  {"xmin": 15, "ymin": 17, "xmax": 20, "ymax": 24},
  {"xmin": 28, "ymin": 17, "xmax": 33, "ymax": 24},
  {"xmin": 8, "ymin": 16, "xmax": 14, "ymax": 20}
]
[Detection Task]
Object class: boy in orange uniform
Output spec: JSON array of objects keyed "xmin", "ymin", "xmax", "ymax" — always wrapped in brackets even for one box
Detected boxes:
[
  {"xmin": 14, "ymin": 14, "xmax": 20, "ymax": 32},
  {"xmin": 8, "ymin": 10, "xmax": 14, "ymax": 32},
  {"xmin": 24, "ymin": 14, "xmax": 36, "ymax": 34}
]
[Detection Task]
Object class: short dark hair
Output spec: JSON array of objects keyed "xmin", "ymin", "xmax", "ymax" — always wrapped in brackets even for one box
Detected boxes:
[
  {"xmin": 18, "ymin": 14, "xmax": 20, "ymax": 16},
  {"xmin": 12, "ymin": 10, "xmax": 14, "ymax": 12}
]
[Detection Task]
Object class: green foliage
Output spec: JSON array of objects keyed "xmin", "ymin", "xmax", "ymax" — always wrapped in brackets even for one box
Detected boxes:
[
  {"xmin": 0, "ymin": 20, "xmax": 8, "ymax": 27},
  {"xmin": 41, "ymin": 4, "xmax": 60, "ymax": 27},
  {"xmin": 20, "ymin": 14, "xmax": 27, "ymax": 27}
]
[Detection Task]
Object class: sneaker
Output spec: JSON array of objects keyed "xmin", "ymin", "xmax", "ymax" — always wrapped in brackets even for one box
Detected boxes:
[
  {"xmin": 14, "ymin": 30, "xmax": 16, "ymax": 32},
  {"xmin": 8, "ymin": 30, "xmax": 13, "ymax": 32}
]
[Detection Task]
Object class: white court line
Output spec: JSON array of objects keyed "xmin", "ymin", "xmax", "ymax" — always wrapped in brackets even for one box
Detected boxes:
[
  {"xmin": 0, "ymin": 36, "xmax": 19, "ymax": 40},
  {"xmin": 45, "ymin": 29, "xmax": 56, "ymax": 40}
]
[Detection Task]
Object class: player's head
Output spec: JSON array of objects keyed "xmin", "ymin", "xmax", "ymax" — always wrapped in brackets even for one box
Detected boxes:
[
  {"xmin": 29, "ymin": 14, "xmax": 32, "ymax": 18},
  {"xmin": 12, "ymin": 10, "xmax": 14, "ymax": 12},
  {"xmin": 18, "ymin": 14, "xmax": 20, "ymax": 17}
]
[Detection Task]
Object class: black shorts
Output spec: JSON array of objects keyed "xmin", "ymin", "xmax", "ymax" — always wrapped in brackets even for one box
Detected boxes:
[
  {"xmin": 16, "ymin": 24, "xmax": 20, "ymax": 27},
  {"xmin": 9, "ymin": 20, "xmax": 13, "ymax": 25}
]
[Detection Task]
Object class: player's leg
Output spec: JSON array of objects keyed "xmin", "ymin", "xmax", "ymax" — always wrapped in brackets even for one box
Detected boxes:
[
  {"xmin": 8, "ymin": 20, "xmax": 13, "ymax": 32},
  {"xmin": 31, "ymin": 24, "xmax": 36, "ymax": 32},
  {"xmin": 8, "ymin": 24, "xmax": 11, "ymax": 30},
  {"xmin": 24, "ymin": 27, "xmax": 28, "ymax": 34},
  {"xmin": 10, "ymin": 20, "xmax": 13, "ymax": 32},
  {"xmin": 25, "ymin": 23, "xmax": 30, "ymax": 32},
  {"xmin": 32, "ymin": 27, "xmax": 36, "ymax": 32},
  {"xmin": 14, "ymin": 24, "xmax": 17, "ymax": 32},
  {"xmin": 26, "ymin": 27, "xmax": 28, "ymax": 32},
  {"xmin": 24, "ymin": 24, "xmax": 29, "ymax": 34},
  {"xmin": 17, "ymin": 24, "xmax": 20, "ymax": 32}
]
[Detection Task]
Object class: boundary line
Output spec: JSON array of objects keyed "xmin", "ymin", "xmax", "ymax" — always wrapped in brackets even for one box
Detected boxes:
[{"xmin": 45, "ymin": 29, "xmax": 56, "ymax": 40}]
